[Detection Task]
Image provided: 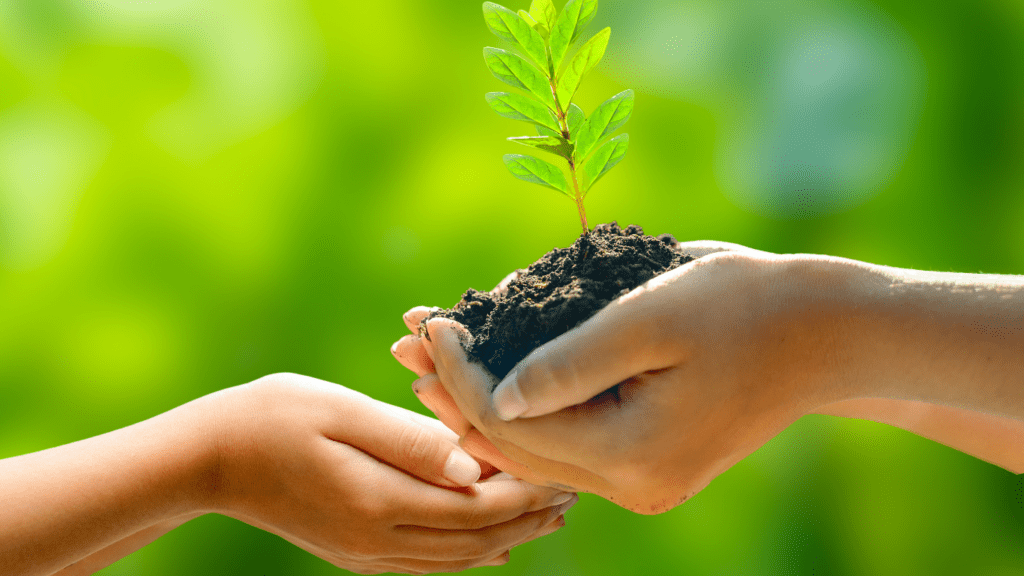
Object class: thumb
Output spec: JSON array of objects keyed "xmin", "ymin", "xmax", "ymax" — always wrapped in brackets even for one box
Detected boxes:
[
  {"xmin": 492, "ymin": 271, "xmax": 684, "ymax": 421},
  {"xmin": 358, "ymin": 408, "xmax": 482, "ymax": 488}
]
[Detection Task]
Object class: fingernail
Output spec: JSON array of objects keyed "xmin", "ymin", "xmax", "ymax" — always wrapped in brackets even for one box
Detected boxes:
[
  {"xmin": 550, "ymin": 492, "xmax": 574, "ymax": 507},
  {"xmin": 493, "ymin": 372, "xmax": 527, "ymax": 421},
  {"xmin": 555, "ymin": 514, "xmax": 566, "ymax": 527},
  {"xmin": 557, "ymin": 494, "xmax": 579, "ymax": 513},
  {"xmin": 443, "ymin": 450, "xmax": 481, "ymax": 486},
  {"xmin": 390, "ymin": 339, "xmax": 401, "ymax": 357},
  {"xmin": 486, "ymin": 551, "xmax": 510, "ymax": 565}
]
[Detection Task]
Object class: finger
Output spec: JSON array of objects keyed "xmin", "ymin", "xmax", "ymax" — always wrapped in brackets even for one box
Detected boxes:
[
  {"xmin": 392, "ymin": 334, "xmax": 435, "ymax": 376},
  {"xmin": 393, "ymin": 496, "xmax": 577, "ymax": 561},
  {"xmin": 342, "ymin": 404, "xmax": 481, "ymax": 488},
  {"xmin": 412, "ymin": 374, "xmax": 472, "ymax": 437},
  {"xmin": 477, "ymin": 459, "xmax": 501, "ymax": 479},
  {"xmin": 519, "ymin": 513, "xmax": 566, "ymax": 544},
  {"xmin": 403, "ymin": 306, "xmax": 439, "ymax": 334},
  {"xmin": 462, "ymin": 429, "xmax": 601, "ymax": 496},
  {"xmin": 367, "ymin": 553, "xmax": 510, "ymax": 574},
  {"xmin": 394, "ymin": 471, "xmax": 574, "ymax": 530},
  {"xmin": 374, "ymin": 400, "xmax": 461, "ymax": 443},
  {"xmin": 536, "ymin": 514, "xmax": 567, "ymax": 537},
  {"xmin": 461, "ymin": 428, "xmax": 548, "ymax": 486},
  {"xmin": 487, "ymin": 265, "xmax": 698, "ymax": 420},
  {"xmin": 673, "ymin": 240, "xmax": 767, "ymax": 260},
  {"xmin": 485, "ymin": 550, "xmax": 513, "ymax": 566},
  {"xmin": 471, "ymin": 428, "xmax": 612, "ymax": 496},
  {"xmin": 422, "ymin": 319, "xmax": 496, "ymax": 423},
  {"xmin": 479, "ymin": 471, "xmax": 516, "ymax": 483},
  {"xmin": 426, "ymin": 319, "xmax": 620, "ymax": 494}
]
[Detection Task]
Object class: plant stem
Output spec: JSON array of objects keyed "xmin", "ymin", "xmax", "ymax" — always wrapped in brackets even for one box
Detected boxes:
[
  {"xmin": 568, "ymin": 158, "xmax": 588, "ymax": 235},
  {"xmin": 548, "ymin": 74, "xmax": 587, "ymax": 235},
  {"xmin": 549, "ymin": 81, "xmax": 569, "ymax": 137}
]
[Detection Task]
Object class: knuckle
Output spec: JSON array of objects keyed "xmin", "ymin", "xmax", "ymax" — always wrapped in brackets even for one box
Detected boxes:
[
  {"xmin": 521, "ymin": 353, "xmax": 576, "ymax": 395},
  {"xmin": 454, "ymin": 499, "xmax": 491, "ymax": 530},
  {"xmin": 256, "ymin": 372, "xmax": 300, "ymax": 386},
  {"xmin": 397, "ymin": 423, "xmax": 443, "ymax": 472}
]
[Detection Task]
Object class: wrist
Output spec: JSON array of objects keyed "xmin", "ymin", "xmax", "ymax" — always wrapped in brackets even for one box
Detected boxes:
[
  {"xmin": 766, "ymin": 253, "xmax": 886, "ymax": 410},
  {"xmin": 158, "ymin": 392, "xmax": 231, "ymax": 517},
  {"xmin": 191, "ymin": 383, "xmax": 263, "ymax": 516}
]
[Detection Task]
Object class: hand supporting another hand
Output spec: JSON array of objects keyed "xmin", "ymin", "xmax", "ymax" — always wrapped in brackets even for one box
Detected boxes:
[
  {"xmin": 393, "ymin": 241, "xmax": 1024, "ymax": 515},
  {"xmin": 209, "ymin": 373, "xmax": 577, "ymax": 574},
  {"xmin": 1, "ymin": 373, "xmax": 576, "ymax": 576}
]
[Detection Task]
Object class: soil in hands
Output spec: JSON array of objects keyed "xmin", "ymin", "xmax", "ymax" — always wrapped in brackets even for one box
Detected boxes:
[{"xmin": 426, "ymin": 222, "xmax": 696, "ymax": 385}]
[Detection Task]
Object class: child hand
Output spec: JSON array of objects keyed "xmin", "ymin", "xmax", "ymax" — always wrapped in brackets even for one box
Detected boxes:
[{"xmin": 209, "ymin": 373, "xmax": 577, "ymax": 574}]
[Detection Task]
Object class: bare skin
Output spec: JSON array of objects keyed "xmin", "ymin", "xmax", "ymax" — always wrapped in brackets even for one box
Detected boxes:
[
  {"xmin": 391, "ymin": 241, "xmax": 1024, "ymax": 514},
  {"xmin": 0, "ymin": 373, "xmax": 576, "ymax": 575}
]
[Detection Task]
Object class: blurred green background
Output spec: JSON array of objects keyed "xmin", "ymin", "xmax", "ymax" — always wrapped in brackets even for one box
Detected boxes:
[{"xmin": 1, "ymin": 0, "xmax": 1023, "ymax": 574}]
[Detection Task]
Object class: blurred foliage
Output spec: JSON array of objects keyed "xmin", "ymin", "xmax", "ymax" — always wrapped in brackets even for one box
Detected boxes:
[{"xmin": 1, "ymin": 0, "xmax": 1023, "ymax": 574}]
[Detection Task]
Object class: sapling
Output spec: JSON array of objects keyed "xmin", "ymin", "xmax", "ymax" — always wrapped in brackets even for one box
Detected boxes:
[{"xmin": 483, "ymin": 0, "xmax": 633, "ymax": 236}]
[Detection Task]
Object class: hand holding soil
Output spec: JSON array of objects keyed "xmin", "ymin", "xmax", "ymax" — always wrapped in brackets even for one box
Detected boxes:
[{"xmin": 393, "ymin": 242, "xmax": 1024, "ymax": 514}]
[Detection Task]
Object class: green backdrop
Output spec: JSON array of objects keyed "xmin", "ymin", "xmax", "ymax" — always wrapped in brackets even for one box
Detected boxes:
[{"xmin": 1, "ymin": 0, "xmax": 1023, "ymax": 574}]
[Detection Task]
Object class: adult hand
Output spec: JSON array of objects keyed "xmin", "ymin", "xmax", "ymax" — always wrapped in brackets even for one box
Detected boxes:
[
  {"xmin": 392, "ymin": 271, "xmax": 563, "ymax": 486},
  {"xmin": 390, "ymin": 243, "xmax": 751, "ymax": 432},
  {"xmin": 401, "ymin": 242, "xmax": 823, "ymax": 513},
  {"xmin": 211, "ymin": 373, "xmax": 577, "ymax": 574},
  {"xmin": 395, "ymin": 303, "xmax": 1024, "ymax": 497},
  {"xmin": 397, "ymin": 239, "xmax": 1024, "ymax": 515}
]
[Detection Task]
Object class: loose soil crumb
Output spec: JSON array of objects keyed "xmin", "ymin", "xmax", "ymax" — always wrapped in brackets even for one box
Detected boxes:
[{"xmin": 425, "ymin": 222, "xmax": 695, "ymax": 383}]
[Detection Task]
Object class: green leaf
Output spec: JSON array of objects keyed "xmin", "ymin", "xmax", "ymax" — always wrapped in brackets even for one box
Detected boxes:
[
  {"xmin": 486, "ymin": 92, "xmax": 560, "ymax": 131},
  {"xmin": 518, "ymin": 9, "xmax": 550, "ymax": 38},
  {"xmin": 535, "ymin": 124, "xmax": 562, "ymax": 138},
  {"xmin": 483, "ymin": 48, "xmax": 555, "ymax": 108},
  {"xmin": 503, "ymin": 154, "xmax": 570, "ymax": 194},
  {"xmin": 482, "ymin": 3, "xmax": 549, "ymax": 70},
  {"xmin": 583, "ymin": 133, "xmax": 628, "ymax": 192},
  {"xmin": 508, "ymin": 135, "xmax": 573, "ymax": 158},
  {"xmin": 529, "ymin": 0, "xmax": 557, "ymax": 30},
  {"xmin": 533, "ymin": 103, "xmax": 584, "ymax": 140},
  {"xmin": 555, "ymin": 27, "xmax": 610, "ymax": 108},
  {"xmin": 573, "ymin": 89, "xmax": 633, "ymax": 161},
  {"xmin": 571, "ymin": 0, "xmax": 598, "ymax": 41},
  {"xmin": 549, "ymin": 0, "xmax": 598, "ymax": 71},
  {"xmin": 566, "ymin": 103, "xmax": 586, "ymax": 139}
]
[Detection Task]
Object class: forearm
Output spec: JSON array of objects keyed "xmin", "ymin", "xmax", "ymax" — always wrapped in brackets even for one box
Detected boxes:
[
  {"xmin": 835, "ymin": 262, "xmax": 1024, "ymax": 418},
  {"xmin": 814, "ymin": 398, "xmax": 1024, "ymax": 473},
  {"xmin": 0, "ymin": 397, "xmax": 220, "ymax": 576},
  {"xmin": 49, "ymin": 513, "xmax": 201, "ymax": 576}
]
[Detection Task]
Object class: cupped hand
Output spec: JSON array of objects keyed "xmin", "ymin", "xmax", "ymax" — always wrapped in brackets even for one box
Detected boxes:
[
  {"xmin": 394, "ymin": 240, "xmax": 1024, "ymax": 513},
  {"xmin": 395, "ymin": 242, "xmax": 847, "ymax": 513},
  {"xmin": 208, "ymin": 373, "xmax": 577, "ymax": 574}
]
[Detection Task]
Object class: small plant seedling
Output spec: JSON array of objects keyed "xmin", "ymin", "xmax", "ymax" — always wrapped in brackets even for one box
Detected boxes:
[{"xmin": 482, "ymin": 0, "xmax": 633, "ymax": 236}]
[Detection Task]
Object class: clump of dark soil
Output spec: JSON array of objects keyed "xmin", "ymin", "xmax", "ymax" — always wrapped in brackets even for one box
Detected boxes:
[{"xmin": 425, "ymin": 222, "xmax": 695, "ymax": 383}]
